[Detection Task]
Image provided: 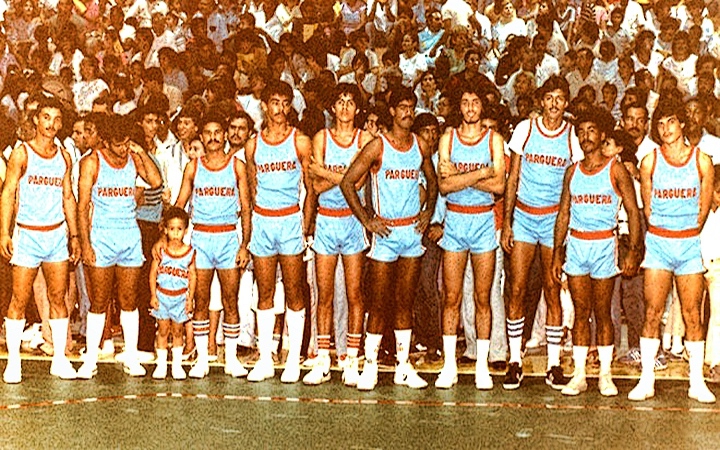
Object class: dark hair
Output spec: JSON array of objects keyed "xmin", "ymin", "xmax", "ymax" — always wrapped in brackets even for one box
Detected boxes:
[
  {"xmin": 260, "ymin": 79, "xmax": 293, "ymax": 103},
  {"xmin": 412, "ymin": 112, "xmax": 439, "ymax": 133},
  {"xmin": 332, "ymin": 83, "xmax": 361, "ymax": 106},
  {"xmin": 574, "ymin": 106, "xmax": 615, "ymax": 135},
  {"xmin": 101, "ymin": 114, "xmax": 135, "ymax": 144},
  {"xmin": 651, "ymin": 97, "xmax": 687, "ymax": 142},
  {"xmin": 200, "ymin": 110, "xmax": 228, "ymax": 130},
  {"xmin": 607, "ymin": 129, "xmax": 638, "ymax": 166},
  {"xmin": 162, "ymin": 205, "xmax": 189, "ymax": 228},
  {"xmin": 143, "ymin": 67, "xmax": 164, "ymax": 85},
  {"xmin": 621, "ymin": 101, "xmax": 648, "ymax": 120},
  {"xmin": 388, "ymin": 85, "xmax": 416, "ymax": 109},
  {"xmin": 228, "ymin": 109, "xmax": 255, "ymax": 132},
  {"xmin": 34, "ymin": 95, "xmax": 64, "ymax": 117},
  {"xmin": 536, "ymin": 75, "xmax": 570, "ymax": 102}
]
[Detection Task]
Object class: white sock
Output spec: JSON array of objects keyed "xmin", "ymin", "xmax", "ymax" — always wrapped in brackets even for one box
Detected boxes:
[
  {"xmin": 195, "ymin": 335, "xmax": 209, "ymax": 363},
  {"xmin": 395, "ymin": 329, "xmax": 412, "ymax": 365},
  {"xmin": 318, "ymin": 348, "xmax": 330, "ymax": 357},
  {"xmin": 662, "ymin": 332, "xmax": 672, "ymax": 351},
  {"xmin": 671, "ymin": 335, "xmax": 684, "ymax": 354},
  {"xmin": 171, "ymin": 346, "xmax": 183, "ymax": 365},
  {"xmin": 686, "ymin": 340, "xmax": 706, "ymax": 387},
  {"xmin": 225, "ymin": 337, "xmax": 238, "ymax": 362},
  {"xmin": 597, "ymin": 345, "xmax": 614, "ymax": 375},
  {"xmin": 640, "ymin": 337, "xmax": 660, "ymax": 381},
  {"xmin": 49, "ymin": 318, "xmax": 70, "ymax": 363},
  {"xmin": 4, "ymin": 318, "xmax": 25, "ymax": 363},
  {"xmin": 442, "ymin": 335, "xmax": 457, "ymax": 369},
  {"xmin": 547, "ymin": 344, "xmax": 561, "ymax": 371},
  {"xmin": 256, "ymin": 309, "xmax": 275, "ymax": 360},
  {"xmin": 364, "ymin": 333, "xmax": 382, "ymax": 364},
  {"xmin": 509, "ymin": 336, "xmax": 522, "ymax": 365},
  {"xmin": 120, "ymin": 309, "xmax": 139, "ymax": 357},
  {"xmin": 156, "ymin": 348, "xmax": 168, "ymax": 364},
  {"xmin": 347, "ymin": 347, "xmax": 358, "ymax": 358},
  {"xmin": 476, "ymin": 339, "xmax": 490, "ymax": 373},
  {"xmin": 285, "ymin": 308, "xmax": 305, "ymax": 364},
  {"xmin": 85, "ymin": 312, "xmax": 106, "ymax": 363},
  {"xmin": 572, "ymin": 346, "xmax": 589, "ymax": 375}
]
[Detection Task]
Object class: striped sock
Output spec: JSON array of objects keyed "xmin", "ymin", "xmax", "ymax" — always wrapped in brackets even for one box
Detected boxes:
[
  {"xmin": 317, "ymin": 334, "xmax": 331, "ymax": 357},
  {"xmin": 193, "ymin": 320, "xmax": 211, "ymax": 363},
  {"xmin": 507, "ymin": 318, "xmax": 524, "ymax": 365},
  {"xmin": 347, "ymin": 333, "xmax": 361, "ymax": 358},
  {"xmin": 222, "ymin": 322, "xmax": 241, "ymax": 340},
  {"xmin": 546, "ymin": 325, "xmax": 564, "ymax": 370}
]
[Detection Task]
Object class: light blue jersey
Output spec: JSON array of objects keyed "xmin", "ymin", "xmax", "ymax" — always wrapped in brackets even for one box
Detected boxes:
[
  {"xmin": 254, "ymin": 128, "xmax": 302, "ymax": 210},
  {"xmin": 91, "ymin": 149, "xmax": 137, "ymax": 229},
  {"xmin": 190, "ymin": 157, "xmax": 239, "ymax": 226},
  {"xmin": 16, "ymin": 142, "xmax": 67, "ymax": 227},
  {"xmin": 445, "ymin": 128, "xmax": 495, "ymax": 208},
  {"xmin": 568, "ymin": 158, "xmax": 620, "ymax": 233},
  {"xmin": 649, "ymin": 147, "xmax": 701, "ymax": 231},
  {"xmin": 370, "ymin": 133, "xmax": 422, "ymax": 222},
  {"xmin": 156, "ymin": 247, "xmax": 195, "ymax": 295},
  {"xmin": 318, "ymin": 128, "xmax": 361, "ymax": 211}
]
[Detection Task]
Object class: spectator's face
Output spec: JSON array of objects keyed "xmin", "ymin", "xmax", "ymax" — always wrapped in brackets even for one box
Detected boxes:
[
  {"xmin": 427, "ymin": 12, "xmax": 443, "ymax": 32},
  {"xmin": 623, "ymin": 107, "xmax": 648, "ymax": 142},
  {"xmin": 480, "ymin": 118, "xmax": 499, "ymax": 134},
  {"xmin": 227, "ymin": 117, "xmax": 251, "ymax": 148},
  {"xmin": 199, "ymin": 0, "xmax": 215, "ymax": 16},
  {"xmin": 401, "ymin": 35, "xmax": 416, "ymax": 54},
  {"xmin": 80, "ymin": 59, "xmax": 96, "ymax": 81},
  {"xmin": 619, "ymin": 59, "xmax": 633, "ymax": 80},
  {"xmin": 437, "ymin": 96, "xmax": 451, "ymax": 118},
  {"xmin": 177, "ymin": 117, "xmax": 198, "ymax": 142},
  {"xmin": 34, "ymin": 107, "xmax": 63, "ymax": 140},
  {"xmin": 466, "ymin": 53, "xmax": 480, "ymax": 73},
  {"xmin": 610, "ymin": 10, "xmax": 623, "ymax": 27},
  {"xmin": 83, "ymin": 122, "xmax": 100, "ymax": 149},
  {"xmin": 332, "ymin": 93, "xmax": 358, "ymax": 124},
  {"xmin": 672, "ymin": 37, "xmax": 689, "ymax": 60},
  {"xmin": 417, "ymin": 124, "xmax": 439, "ymax": 148},
  {"xmin": 140, "ymin": 113, "xmax": 159, "ymax": 140},
  {"xmin": 501, "ymin": 0, "xmax": 515, "ymax": 19},
  {"xmin": 514, "ymin": 73, "xmax": 533, "ymax": 96},
  {"xmin": 685, "ymin": 100, "xmax": 705, "ymax": 132},
  {"xmin": 420, "ymin": 73, "xmax": 436, "ymax": 93},
  {"xmin": 262, "ymin": 94, "xmax": 292, "ymax": 124},
  {"xmin": 541, "ymin": 89, "xmax": 567, "ymax": 120},
  {"xmin": 577, "ymin": 121, "xmax": 603, "ymax": 154},
  {"xmin": 577, "ymin": 51, "xmax": 593, "ymax": 72},
  {"xmin": 602, "ymin": 86, "xmax": 617, "ymax": 106},
  {"xmin": 364, "ymin": 113, "xmax": 379, "ymax": 136},
  {"xmin": 656, "ymin": 114, "xmax": 684, "ymax": 145},
  {"xmin": 72, "ymin": 120, "xmax": 86, "ymax": 151},
  {"xmin": 601, "ymin": 137, "xmax": 621, "ymax": 158},
  {"xmin": 188, "ymin": 139, "xmax": 205, "ymax": 158},
  {"xmin": 201, "ymin": 122, "xmax": 226, "ymax": 153},
  {"xmin": 460, "ymin": 92, "xmax": 482, "ymax": 124},
  {"xmin": 109, "ymin": 137, "xmax": 131, "ymax": 159},
  {"xmin": 698, "ymin": 75, "xmax": 714, "ymax": 95}
]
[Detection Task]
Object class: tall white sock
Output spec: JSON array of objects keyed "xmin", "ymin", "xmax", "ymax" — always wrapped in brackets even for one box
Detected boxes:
[
  {"xmin": 85, "ymin": 312, "xmax": 106, "ymax": 363},
  {"xmin": 4, "ymin": 318, "xmax": 25, "ymax": 363},
  {"xmin": 640, "ymin": 337, "xmax": 660, "ymax": 381},
  {"xmin": 546, "ymin": 325, "xmax": 564, "ymax": 370},
  {"xmin": 156, "ymin": 348, "xmax": 168, "ymax": 364},
  {"xmin": 476, "ymin": 339, "xmax": 490, "ymax": 373},
  {"xmin": 442, "ymin": 335, "xmax": 457, "ymax": 369},
  {"xmin": 597, "ymin": 345, "xmax": 614, "ymax": 375},
  {"xmin": 285, "ymin": 309, "xmax": 305, "ymax": 364},
  {"xmin": 49, "ymin": 318, "xmax": 70, "ymax": 362},
  {"xmin": 256, "ymin": 309, "xmax": 275, "ymax": 360},
  {"xmin": 120, "ymin": 309, "xmax": 139, "ymax": 357},
  {"xmin": 572, "ymin": 346, "xmax": 589, "ymax": 375},
  {"xmin": 395, "ymin": 329, "xmax": 412, "ymax": 365},
  {"xmin": 364, "ymin": 333, "xmax": 382, "ymax": 364},
  {"xmin": 507, "ymin": 318, "xmax": 524, "ymax": 365},
  {"xmin": 686, "ymin": 341, "xmax": 707, "ymax": 387}
]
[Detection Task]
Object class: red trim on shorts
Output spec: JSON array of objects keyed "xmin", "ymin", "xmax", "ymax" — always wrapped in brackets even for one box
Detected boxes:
[
  {"xmin": 446, "ymin": 203, "xmax": 494, "ymax": 214},
  {"xmin": 253, "ymin": 204, "xmax": 301, "ymax": 217},
  {"xmin": 192, "ymin": 223, "xmax": 236, "ymax": 232},
  {"xmin": 516, "ymin": 199, "xmax": 560, "ymax": 215},
  {"xmin": 317, "ymin": 206, "xmax": 353, "ymax": 217},
  {"xmin": 157, "ymin": 286, "xmax": 188, "ymax": 296},
  {"xmin": 647, "ymin": 225, "xmax": 700, "ymax": 238},
  {"xmin": 378, "ymin": 215, "xmax": 418, "ymax": 227},
  {"xmin": 16, "ymin": 221, "xmax": 64, "ymax": 231},
  {"xmin": 569, "ymin": 229, "xmax": 615, "ymax": 240}
]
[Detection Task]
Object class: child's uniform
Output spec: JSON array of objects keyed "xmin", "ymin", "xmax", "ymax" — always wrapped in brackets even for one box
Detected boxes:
[
  {"xmin": 153, "ymin": 247, "xmax": 196, "ymax": 324},
  {"xmin": 701, "ymin": 206, "xmax": 720, "ymax": 368}
]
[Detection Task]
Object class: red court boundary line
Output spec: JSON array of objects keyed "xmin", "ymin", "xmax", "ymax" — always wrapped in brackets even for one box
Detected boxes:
[{"xmin": 0, "ymin": 392, "xmax": 718, "ymax": 414}]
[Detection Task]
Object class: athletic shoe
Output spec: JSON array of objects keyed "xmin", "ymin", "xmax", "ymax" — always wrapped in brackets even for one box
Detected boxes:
[
  {"xmin": 342, "ymin": 357, "xmax": 360, "ymax": 387},
  {"xmin": 50, "ymin": 359, "xmax": 78, "ymax": 380},
  {"xmin": 561, "ymin": 373, "xmax": 587, "ymax": 396},
  {"xmin": 152, "ymin": 362, "xmax": 167, "ymax": 380},
  {"xmin": 281, "ymin": 360, "xmax": 301, "ymax": 383},
  {"xmin": 189, "ymin": 360, "xmax": 210, "ymax": 379},
  {"xmin": 628, "ymin": 379, "xmax": 655, "ymax": 401},
  {"xmin": 394, "ymin": 362, "xmax": 428, "ymax": 389},
  {"xmin": 618, "ymin": 347, "xmax": 641, "ymax": 366},
  {"xmin": 303, "ymin": 360, "xmax": 331, "ymax": 385},
  {"xmin": 434, "ymin": 366, "xmax": 458, "ymax": 389},
  {"xmin": 655, "ymin": 352, "xmax": 668, "ymax": 371},
  {"xmin": 525, "ymin": 337, "xmax": 544, "ymax": 349},
  {"xmin": 456, "ymin": 355, "xmax": 476, "ymax": 365},
  {"xmin": 502, "ymin": 363, "xmax": 523, "ymax": 390},
  {"xmin": 301, "ymin": 355, "xmax": 320, "ymax": 369},
  {"xmin": 224, "ymin": 358, "xmax": 248, "ymax": 378},
  {"xmin": 76, "ymin": 362, "xmax": 98, "ymax": 380},
  {"xmin": 172, "ymin": 363, "xmax": 187, "ymax": 380},
  {"xmin": 475, "ymin": 371, "xmax": 493, "ymax": 390},
  {"xmin": 598, "ymin": 373, "xmax": 618, "ymax": 397},
  {"xmin": 708, "ymin": 365, "xmax": 720, "ymax": 384},
  {"xmin": 3, "ymin": 361, "xmax": 21, "ymax": 384},
  {"xmin": 489, "ymin": 361, "xmax": 507, "ymax": 372},
  {"xmin": 546, "ymin": 366, "xmax": 569, "ymax": 390},
  {"xmin": 247, "ymin": 358, "xmax": 274, "ymax": 382},
  {"xmin": 356, "ymin": 362, "xmax": 378, "ymax": 391},
  {"xmin": 123, "ymin": 361, "xmax": 147, "ymax": 377},
  {"xmin": 668, "ymin": 349, "xmax": 688, "ymax": 362},
  {"xmin": 689, "ymin": 384, "xmax": 717, "ymax": 404},
  {"xmin": 99, "ymin": 339, "xmax": 115, "ymax": 359}
]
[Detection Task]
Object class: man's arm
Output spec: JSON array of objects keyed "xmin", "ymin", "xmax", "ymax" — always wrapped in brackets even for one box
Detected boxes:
[
  {"xmin": 697, "ymin": 152, "xmax": 715, "ymax": 230},
  {"xmin": 173, "ymin": 160, "xmax": 196, "ymax": 210},
  {"xmin": 78, "ymin": 152, "xmax": 98, "ymax": 266},
  {"xmin": 437, "ymin": 131, "xmax": 506, "ymax": 195},
  {"xmin": 61, "ymin": 151, "xmax": 80, "ymax": 264},
  {"xmin": 551, "ymin": 165, "xmax": 574, "ymax": 283},
  {"xmin": 309, "ymin": 130, "xmax": 340, "ymax": 194},
  {"xmin": 638, "ymin": 151, "xmax": 655, "ymax": 226},
  {"xmin": 244, "ymin": 137, "xmax": 258, "ymax": 207},
  {"xmin": 130, "ymin": 142, "xmax": 163, "ymax": 188},
  {"xmin": 296, "ymin": 133, "xmax": 315, "ymax": 235},
  {"xmin": 612, "ymin": 160, "xmax": 643, "ymax": 277},
  {"xmin": 234, "ymin": 157, "xmax": 252, "ymax": 270},
  {"xmin": 500, "ymin": 152, "xmax": 522, "ymax": 253},
  {"xmin": 0, "ymin": 145, "xmax": 27, "ymax": 259},
  {"xmin": 417, "ymin": 135, "xmax": 438, "ymax": 234}
]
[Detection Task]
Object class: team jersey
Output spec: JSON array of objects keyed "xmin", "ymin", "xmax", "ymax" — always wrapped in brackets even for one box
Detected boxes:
[
  {"xmin": 371, "ymin": 133, "xmax": 422, "ymax": 220},
  {"xmin": 190, "ymin": 156, "xmax": 239, "ymax": 226},
  {"xmin": 254, "ymin": 127, "xmax": 302, "ymax": 210},
  {"xmin": 445, "ymin": 128, "xmax": 495, "ymax": 207},
  {"xmin": 513, "ymin": 118, "xmax": 576, "ymax": 209},
  {"xmin": 156, "ymin": 247, "xmax": 195, "ymax": 295},
  {"xmin": 318, "ymin": 128, "xmax": 362, "ymax": 210},
  {"xmin": 568, "ymin": 158, "xmax": 621, "ymax": 232},
  {"xmin": 16, "ymin": 142, "xmax": 67, "ymax": 227},
  {"xmin": 649, "ymin": 147, "xmax": 701, "ymax": 231},
  {"xmin": 91, "ymin": 149, "xmax": 138, "ymax": 229}
]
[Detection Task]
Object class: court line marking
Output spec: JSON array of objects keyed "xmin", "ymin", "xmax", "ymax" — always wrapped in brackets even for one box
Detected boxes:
[{"xmin": 0, "ymin": 392, "xmax": 718, "ymax": 414}]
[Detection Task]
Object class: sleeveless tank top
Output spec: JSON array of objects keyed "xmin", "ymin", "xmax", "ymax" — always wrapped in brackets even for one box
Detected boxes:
[
  {"xmin": 156, "ymin": 247, "xmax": 195, "ymax": 295},
  {"xmin": 91, "ymin": 149, "xmax": 137, "ymax": 229},
  {"xmin": 445, "ymin": 128, "xmax": 495, "ymax": 208},
  {"xmin": 569, "ymin": 158, "xmax": 621, "ymax": 232},
  {"xmin": 191, "ymin": 156, "xmax": 239, "ymax": 226},
  {"xmin": 318, "ymin": 128, "xmax": 362, "ymax": 210},
  {"xmin": 370, "ymin": 133, "xmax": 422, "ymax": 220},
  {"xmin": 16, "ymin": 142, "xmax": 67, "ymax": 227},
  {"xmin": 254, "ymin": 128, "xmax": 302, "ymax": 210},
  {"xmin": 649, "ymin": 147, "xmax": 701, "ymax": 231}
]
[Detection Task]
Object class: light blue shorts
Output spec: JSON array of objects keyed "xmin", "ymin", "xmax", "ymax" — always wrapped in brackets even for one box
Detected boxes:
[
  {"xmin": 10, "ymin": 224, "xmax": 69, "ymax": 268},
  {"xmin": 642, "ymin": 232, "xmax": 704, "ymax": 275},
  {"xmin": 249, "ymin": 212, "xmax": 303, "ymax": 257},
  {"xmin": 91, "ymin": 225, "xmax": 144, "ymax": 268},
  {"xmin": 512, "ymin": 208, "xmax": 557, "ymax": 248},
  {"xmin": 313, "ymin": 213, "xmax": 368, "ymax": 256},
  {"xmin": 367, "ymin": 224, "xmax": 424, "ymax": 262},
  {"xmin": 192, "ymin": 228, "xmax": 239, "ymax": 270},
  {"xmin": 152, "ymin": 290, "xmax": 190, "ymax": 323},
  {"xmin": 564, "ymin": 235, "xmax": 619, "ymax": 279},
  {"xmin": 440, "ymin": 209, "xmax": 497, "ymax": 254}
]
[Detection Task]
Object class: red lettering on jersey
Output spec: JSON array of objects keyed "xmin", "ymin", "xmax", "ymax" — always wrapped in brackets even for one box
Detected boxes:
[
  {"xmin": 453, "ymin": 162, "xmax": 490, "ymax": 173},
  {"xmin": 193, "ymin": 187, "xmax": 236, "ymax": 197},
  {"xmin": 157, "ymin": 265, "xmax": 190, "ymax": 279},
  {"xmin": 257, "ymin": 160, "xmax": 298, "ymax": 173},
  {"xmin": 324, "ymin": 164, "xmax": 346, "ymax": 173},
  {"xmin": 97, "ymin": 186, "xmax": 135, "ymax": 197},
  {"xmin": 571, "ymin": 194, "xmax": 613, "ymax": 205},
  {"xmin": 27, "ymin": 175, "xmax": 63, "ymax": 187},
  {"xmin": 525, "ymin": 153, "xmax": 568, "ymax": 167},
  {"xmin": 384, "ymin": 169, "xmax": 419, "ymax": 180},
  {"xmin": 653, "ymin": 187, "xmax": 698, "ymax": 200}
]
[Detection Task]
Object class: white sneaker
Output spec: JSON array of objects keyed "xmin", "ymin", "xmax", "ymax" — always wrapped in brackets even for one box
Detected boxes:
[
  {"xmin": 281, "ymin": 360, "xmax": 301, "ymax": 383},
  {"xmin": 247, "ymin": 358, "xmax": 275, "ymax": 382},
  {"xmin": 50, "ymin": 358, "xmax": 77, "ymax": 380},
  {"xmin": 394, "ymin": 362, "xmax": 428, "ymax": 389},
  {"xmin": 475, "ymin": 371, "xmax": 493, "ymax": 390},
  {"xmin": 303, "ymin": 355, "xmax": 331, "ymax": 385},
  {"xmin": 689, "ymin": 383, "xmax": 717, "ymax": 404},
  {"xmin": 342, "ymin": 358, "xmax": 360, "ymax": 387},
  {"xmin": 152, "ymin": 362, "xmax": 167, "ymax": 380},
  {"xmin": 357, "ymin": 362, "xmax": 379, "ymax": 391},
  {"xmin": 3, "ymin": 361, "xmax": 21, "ymax": 384},
  {"xmin": 172, "ymin": 362, "xmax": 186, "ymax": 380},
  {"xmin": 116, "ymin": 350, "xmax": 154, "ymax": 363},
  {"xmin": 301, "ymin": 355, "xmax": 320, "ymax": 369},
  {"xmin": 598, "ymin": 372, "xmax": 618, "ymax": 397},
  {"xmin": 628, "ymin": 379, "xmax": 655, "ymax": 401},
  {"xmin": 99, "ymin": 340, "xmax": 115, "ymax": 358},
  {"xmin": 76, "ymin": 362, "xmax": 98, "ymax": 380},
  {"xmin": 123, "ymin": 361, "xmax": 147, "ymax": 377},
  {"xmin": 434, "ymin": 366, "xmax": 458, "ymax": 389},
  {"xmin": 561, "ymin": 372, "xmax": 587, "ymax": 396},
  {"xmin": 189, "ymin": 360, "xmax": 210, "ymax": 379},
  {"xmin": 224, "ymin": 358, "xmax": 249, "ymax": 378}
]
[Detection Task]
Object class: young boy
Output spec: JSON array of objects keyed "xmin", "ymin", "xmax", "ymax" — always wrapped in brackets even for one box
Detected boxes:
[{"xmin": 150, "ymin": 207, "xmax": 197, "ymax": 380}]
